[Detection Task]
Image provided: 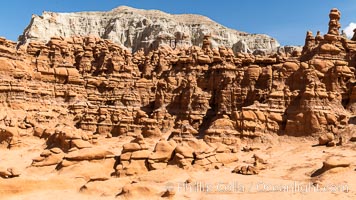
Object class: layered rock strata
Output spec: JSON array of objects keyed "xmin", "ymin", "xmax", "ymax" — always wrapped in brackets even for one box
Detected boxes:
[
  {"xmin": 0, "ymin": 8, "xmax": 355, "ymax": 177},
  {"xmin": 19, "ymin": 6, "xmax": 280, "ymax": 54}
]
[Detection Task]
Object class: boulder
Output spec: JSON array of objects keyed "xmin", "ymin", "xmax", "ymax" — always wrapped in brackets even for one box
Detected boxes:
[
  {"xmin": 64, "ymin": 147, "xmax": 114, "ymax": 161},
  {"xmin": 311, "ymin": 157, "xmax": 351, "ymax": 177},
  {"xmin": 148, "ymin": 140, "xmax": 175, "ymax": 162}
]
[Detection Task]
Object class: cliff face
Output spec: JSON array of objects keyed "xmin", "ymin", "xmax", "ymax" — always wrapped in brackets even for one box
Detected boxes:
[
  {"xmin": 18, "ymin": 6, "xmax": 280, "ymax": 54},
  {"xmin": 0, "ymin": 8, "xmax": 355, "ymax": 195},
  {"xmin": 1, "ymin": 8, "xmax": 355, "ymax": 145},
  {"xmin": 1, "ymin": 7, "xmax": 356, "ymax": 200}
]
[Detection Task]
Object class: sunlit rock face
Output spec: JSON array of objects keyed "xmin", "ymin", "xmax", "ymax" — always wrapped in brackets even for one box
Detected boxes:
[
  {"xmin": 18, "ymin": 6, "xmax": 280, "ymax": 54},
  {"xmin": 0, "ymin": 9, "xmax": 354, "ymax": 145},
  {"xmin": 0, "ymin": 8, "xmax": 356, "ymax": 200}
]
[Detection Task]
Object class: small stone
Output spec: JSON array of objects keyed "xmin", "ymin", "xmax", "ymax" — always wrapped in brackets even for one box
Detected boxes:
[
  {"xmin": 161, "ymin": 189, "xmax": 176, "ymax": 198},
  {"xmin": 7, "ymin": 168, "xmax": 21, "ymax": 177},
  {"xmin": 318, "ymin": 132, "xmax": 334, "ymax": 145},
  {"xmin": 326, "ymin": 141, "xmax": 336, "ymax": 147},
  {"xmin": 50, "ymin": 147, "xmax": 63, "ymax": 154},
  {"xmin": 185, "ymin": 178, "xmax": 193, "ymax": 184}
]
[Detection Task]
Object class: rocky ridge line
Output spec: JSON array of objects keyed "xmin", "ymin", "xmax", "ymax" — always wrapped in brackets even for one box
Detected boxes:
[
  {"xmin": 0, "ymin": 9, "xmax": 355, "ymax": 197},
  {"xmin": 18, "ymin": 6, "xmax": 280, "ymax": 54}
]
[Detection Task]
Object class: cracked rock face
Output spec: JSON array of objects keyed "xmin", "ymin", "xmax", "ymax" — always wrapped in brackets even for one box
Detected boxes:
[{"xmin": 18, "ymin": 6, "xmax": 280, "ymax": 54}]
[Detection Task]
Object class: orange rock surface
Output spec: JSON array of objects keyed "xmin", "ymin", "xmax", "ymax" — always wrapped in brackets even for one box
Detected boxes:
[{"xmin": 0, "ymin": 8, "xmax": 355, "ymax": 200}]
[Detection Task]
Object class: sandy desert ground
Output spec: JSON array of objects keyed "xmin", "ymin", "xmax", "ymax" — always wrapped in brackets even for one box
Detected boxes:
[{"xmin": 1, "ymin": 134, "xmax": 355, "ymax": 200}]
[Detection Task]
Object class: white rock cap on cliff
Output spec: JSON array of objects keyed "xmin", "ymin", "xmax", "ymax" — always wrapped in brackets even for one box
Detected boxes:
[{"xmin": 18, "ymin": 6, "xmax": 280, "ymax": 54}]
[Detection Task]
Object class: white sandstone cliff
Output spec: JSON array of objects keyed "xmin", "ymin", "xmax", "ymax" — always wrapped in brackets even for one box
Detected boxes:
[{"xmin": 19, "ymin": 6, "xmax": 280, "ymax": 54}]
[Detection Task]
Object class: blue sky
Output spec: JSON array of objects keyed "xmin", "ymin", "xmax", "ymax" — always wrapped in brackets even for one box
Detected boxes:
[{"xmin": 1, "ymin": 0, "xmax": 356, "ymax": 45}]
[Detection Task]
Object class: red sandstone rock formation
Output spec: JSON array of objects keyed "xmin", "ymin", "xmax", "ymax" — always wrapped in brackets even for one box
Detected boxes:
[{"xmin": 0, "ymin": 8, "xmax": 354, "ymax": 185}]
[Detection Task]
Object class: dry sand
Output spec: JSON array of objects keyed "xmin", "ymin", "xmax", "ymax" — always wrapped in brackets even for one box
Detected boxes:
[{"xmin": 1, "ymin": 136, "xmax": 355, "ymax": 200}]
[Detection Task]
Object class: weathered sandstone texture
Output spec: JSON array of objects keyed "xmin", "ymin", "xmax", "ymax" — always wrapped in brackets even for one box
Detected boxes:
[
  {"xmin": 0, "ymin": 8, "xmax": 355, "ymax": 146},
  {"xmin": 0, "ymin": 7, "xmax": 355, "ymax": 200},
  {"xmin": 18, "ymin": 6, "xmax": 280, "ymax": 54},
  {"xmin": 0, "ymin": 7, "xmax": 355, "ymax": 193}
]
